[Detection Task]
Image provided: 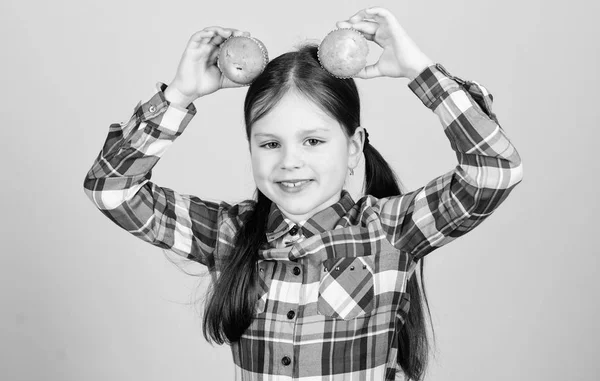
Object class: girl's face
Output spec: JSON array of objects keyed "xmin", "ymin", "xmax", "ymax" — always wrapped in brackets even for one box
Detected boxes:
[{"xmin": 249, "ymin": 91, "xmax": 363, "ymax": 223}]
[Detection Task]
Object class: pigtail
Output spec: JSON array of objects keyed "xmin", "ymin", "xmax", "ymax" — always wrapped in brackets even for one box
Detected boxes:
[
  {"xmin": 203, "ymin": 190, "xmax": 271, "ymax": 344},
  {"xmin": 363, "ymin": 143, "xmax": 402, "ymax": 198},
  {"xmin": 363, "ymin": 142, "xmax": 434, "ymax": 381}
]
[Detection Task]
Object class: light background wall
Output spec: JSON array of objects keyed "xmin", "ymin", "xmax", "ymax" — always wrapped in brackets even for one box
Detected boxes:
[{"xmin": 1, "ymin": 0, "xmax": 598, "ymax": 380}]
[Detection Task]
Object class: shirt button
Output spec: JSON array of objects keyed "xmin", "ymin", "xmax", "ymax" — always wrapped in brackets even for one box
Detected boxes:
[
  {"xmin": 287, "ymin": 310, "xmax": 295, "ymax": 320},
  {"xmin": 289, "ymin": 225, "xmax": 299, "ymax": 236},
  {"xmin": 281, "ymin": 356, "xmax": 291, "ymax": 366},
  {"xmin": 292, "ymin": 266, "xmax": 301, "ymax": 276},
  {"xmin": 148, "ymin": 105, "xmax": 156, "ymax": 113}
]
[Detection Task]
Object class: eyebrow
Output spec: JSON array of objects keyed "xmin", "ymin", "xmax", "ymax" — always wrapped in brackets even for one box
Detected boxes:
[{"xmin": 253, "ymin": 128, "xmax": 331, "ymax": 138}]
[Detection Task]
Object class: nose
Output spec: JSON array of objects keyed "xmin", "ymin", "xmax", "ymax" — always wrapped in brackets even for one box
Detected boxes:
[{"xmin": 280, "ymin": 145, "xmax": 304, "ymax": 170}]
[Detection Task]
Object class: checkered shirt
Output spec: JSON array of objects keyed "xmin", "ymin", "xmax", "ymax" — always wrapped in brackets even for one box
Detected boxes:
[{"xmin": 83, "ymin": 63, "xmax": 524, "ymax": 380}]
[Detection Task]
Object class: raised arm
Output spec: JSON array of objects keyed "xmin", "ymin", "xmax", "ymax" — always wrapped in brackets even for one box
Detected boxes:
[
  {"xmin": 338, "ymin": 7, "xmax": 523, "ymax": 259},
  {"xmin": 83, "ymin": 85, "xmax": 225, "ymax": 265},
  {"xmin": 374, "ymin": 64, "xmax": 523, "ymax": 259},
  {"xmin": 83, "ymin": 27, "xmax": 254, "ymax": 266}
]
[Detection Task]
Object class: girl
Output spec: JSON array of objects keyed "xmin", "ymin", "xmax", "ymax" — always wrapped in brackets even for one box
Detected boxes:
[{"xmin": 83, "ymin": 7, "xmax": 523, "ymax": 381}]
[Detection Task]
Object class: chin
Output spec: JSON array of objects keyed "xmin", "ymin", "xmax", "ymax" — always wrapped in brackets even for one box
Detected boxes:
[
  {"xmin": 275, "ymin": 194, "xmax": 338, "ymax": 221},
  {"xmin": 258, "ymin": 181, "xmax": 341, "ymax": 219},
  {"xmin": 262, "ymin": 194, "xmax": 310, "ymax": 218},
  {"xmin": 274, "ymin": 199, "xmax": 315, "ymax": 216}
]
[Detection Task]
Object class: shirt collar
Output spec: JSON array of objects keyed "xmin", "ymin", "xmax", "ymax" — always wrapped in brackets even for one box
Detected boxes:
[{"xmin": 265, "ymin": 190, "xmax": 356, "ymax": 242}]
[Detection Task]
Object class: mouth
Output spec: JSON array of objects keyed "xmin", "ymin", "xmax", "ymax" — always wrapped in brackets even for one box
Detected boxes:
[
  {"xmin": 275, "ymin": 179, "xmax": 314, "ymax": 193},
  {"xmin": 278, "ymin": 180, "xmax": 312, "ymax": 188}
]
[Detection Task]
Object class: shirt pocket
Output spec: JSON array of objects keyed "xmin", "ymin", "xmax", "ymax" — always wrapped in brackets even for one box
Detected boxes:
[
  {"xmin": 317, "ymin": 256, "xmax": 375, "ymax": 320},
  {"xmin": 255, "ymin": 259, "xmax": 275, "ymax": 315}
]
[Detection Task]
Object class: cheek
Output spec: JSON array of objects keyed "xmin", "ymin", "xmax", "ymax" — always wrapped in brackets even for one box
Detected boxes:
[
  {"xmin": 250, "ymin": 152, "xmax": 272, "ymax": 179},
  {"xmin": 315, "ymin": 144, "xmax": 348, "ymax": 171}
]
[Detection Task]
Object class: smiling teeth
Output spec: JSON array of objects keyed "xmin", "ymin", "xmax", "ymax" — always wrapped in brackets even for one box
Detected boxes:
[{"xmin": 281, "ymin": 181, "xmax": 309, "ymax": 188}]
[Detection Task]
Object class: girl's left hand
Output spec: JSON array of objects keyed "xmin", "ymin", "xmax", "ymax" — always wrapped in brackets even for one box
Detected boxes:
[{"xmin": 336, "ymin": 7, "xmax": 435, "ymax": 80}]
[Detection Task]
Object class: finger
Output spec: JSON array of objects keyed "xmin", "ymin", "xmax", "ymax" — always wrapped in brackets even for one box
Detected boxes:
[
  {"xmin": 189, "ymin": 30, "xmax": 217, "ymax": 47},
  {"xmin": 221, "ymin": 76, "xmax": 247, "ymax": 89},
  {"xmin": 231, "ymin": 30, "xmax": 251, "ymax": 37},
  {"xmin": 203, "ymin": 26, "xmax": 234, "ymax": 40},
  {"xmin": 190, "ymin": 29, "xmax": 216, "ymax": 42},
  {"xmin": 359, "ymin": 32, "xmax": 375, "ymax": 42},
  {"xmin": 345, "ymin": 20, "xmax": 378, "ymax": 36},
  {"xmin": 348, "ymin": 9, "xmax": 370, "ymax": 23},
  {"xmin": 226, "ymin": 28, "xmax": 242, "ymax": 36},
  {"xmin": 221, "ymin": 28, "xmax": 252, "ymax": 39},
  {"xmin": 209, "ymin": 34, "xmax": 229, "ymax": 47},
  {"xmin": 364, "ymin": 6, "xmax": 394, "ymax": 20},
  {"xmin": 209, "ymin": 47, "xmax": 220, "ymax": 64},
  {"xmin": 355, "ymin": 64, "xmax": 382, "ymax": 80},
  {"xmin": 336, "ymin": 20, "xmax": 353, "ymax": 29},
  {"xmin": 212, "ymin": 29, "xmax": 242, "ymax": 46},
  {"xmin": 209, "ymin": 28, "xmax": 252, "ymax": 46}
]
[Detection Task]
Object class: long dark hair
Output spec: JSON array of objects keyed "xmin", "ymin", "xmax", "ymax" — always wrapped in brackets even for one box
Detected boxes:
[{"xmin": 203, "ymin": 44, "xmax": 434, "ymax": 380}]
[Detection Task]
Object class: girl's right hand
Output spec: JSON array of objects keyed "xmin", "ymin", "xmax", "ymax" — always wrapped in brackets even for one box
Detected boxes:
[{"xmin": 165, "ymin": 27, "xmax": 251, "ymax": 106}]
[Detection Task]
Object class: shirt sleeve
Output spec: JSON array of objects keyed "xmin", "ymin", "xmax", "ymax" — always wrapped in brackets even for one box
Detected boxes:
[
  {"xmin": 372, "ymin": 64, "xmax": 524, "ymax": 260},
  {"xmin": 82, "ymin": 82, "xmax": 235, "ymax": 267}
]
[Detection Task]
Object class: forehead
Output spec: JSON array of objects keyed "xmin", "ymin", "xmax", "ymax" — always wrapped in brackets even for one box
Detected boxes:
[{"xmin": 251, "ymin": 91, "xmax": 341, "ymax": 136}]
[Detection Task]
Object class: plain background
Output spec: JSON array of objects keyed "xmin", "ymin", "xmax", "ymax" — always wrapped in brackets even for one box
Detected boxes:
[{"xmin": 1, "ymin": 0, "xmax": 598, "ymax": 380}]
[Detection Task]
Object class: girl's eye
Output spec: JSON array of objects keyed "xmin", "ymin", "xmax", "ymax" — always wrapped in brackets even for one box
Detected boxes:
[
  {"xmin": 262, "ymin": 142, "xmax": 280, "ymax": 149},
  {"xmin": 305, "ymin": 139, "xmax": 323, "ymax": 146}
]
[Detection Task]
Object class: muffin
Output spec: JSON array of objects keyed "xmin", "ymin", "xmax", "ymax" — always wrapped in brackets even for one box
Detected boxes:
[
  {"xmin": 217, "ymin": 36, "xmax": 269, "ymax": 85},
  {"xmin": 318, "ymin": 28, "xmax": 369, "ymax": 79}
]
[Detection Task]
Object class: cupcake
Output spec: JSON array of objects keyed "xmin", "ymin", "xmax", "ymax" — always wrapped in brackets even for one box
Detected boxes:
[
  {"xmin": 217, "ymin": 36, "xmax": 269, "ymax": 85},
  {"xmin": 318, "ymin": 28, "xmax": 369, "ymax": 79}
]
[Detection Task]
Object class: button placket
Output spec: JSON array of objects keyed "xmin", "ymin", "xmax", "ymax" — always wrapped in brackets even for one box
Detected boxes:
[{"xmin": 283, "ymin": 225, "xmax": 302, "ymax": 248}]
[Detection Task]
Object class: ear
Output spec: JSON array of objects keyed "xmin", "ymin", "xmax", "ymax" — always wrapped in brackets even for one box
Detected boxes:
[{"xmin": 347, "ymin": 126, "xmax": 366, "ymax": 169}]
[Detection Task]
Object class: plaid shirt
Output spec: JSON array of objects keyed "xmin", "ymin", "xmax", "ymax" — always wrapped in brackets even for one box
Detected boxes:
[{"xmin": 83, "ymin": 64, "xmax": 523, "ymax": 380}]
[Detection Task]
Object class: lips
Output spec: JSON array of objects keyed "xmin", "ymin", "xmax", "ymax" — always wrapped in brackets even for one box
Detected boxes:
[
  {"xmin": 276, "ymin": 179, "xmax": 313, "ymax": 193},
  {"xmin": 279, "ymin": 180, "xmax": 311, "ymax": 188}
]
